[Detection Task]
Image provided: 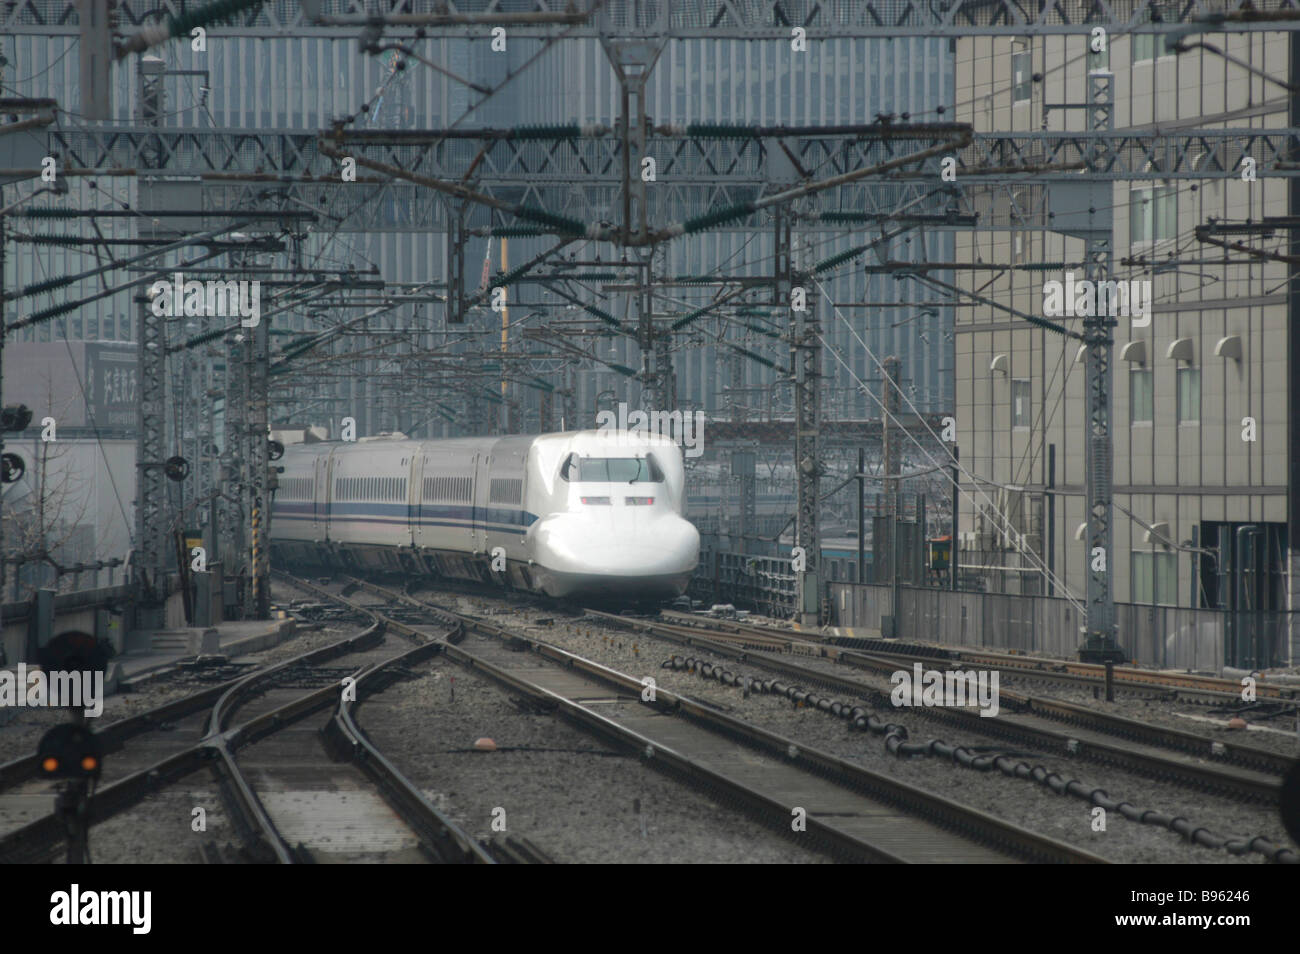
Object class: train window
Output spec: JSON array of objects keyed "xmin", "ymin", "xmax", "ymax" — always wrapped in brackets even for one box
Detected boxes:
[
  {"xmin": 568, "ymin": 457, "xmax": 664, "ymax": 483},
  {"xmin": 424, "ymin": 475, "xmax": 469, "ymax": 501},
  {"xmin": 489, "ymin": 478, "xmax": 522, "ymax": 504},
  {"xmin": 559, "ymin": 454, "xmax": 576, "ymax": 481}
]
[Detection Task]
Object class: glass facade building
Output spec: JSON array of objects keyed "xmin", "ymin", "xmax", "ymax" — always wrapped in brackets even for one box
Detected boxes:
[{"xmin": 2, "ymin": 32, "xmax": 954, "ymax": 431}]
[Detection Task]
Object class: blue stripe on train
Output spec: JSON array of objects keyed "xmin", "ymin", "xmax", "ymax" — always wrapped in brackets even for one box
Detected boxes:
[{"xmin": 272, "ymin": 500, "xmax": 538, "ymax": 534}]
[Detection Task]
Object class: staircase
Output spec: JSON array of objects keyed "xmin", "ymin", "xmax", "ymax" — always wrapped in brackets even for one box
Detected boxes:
[{"xmin": 149, "ymin": 630, "xmax": 192, "ymax": 653}]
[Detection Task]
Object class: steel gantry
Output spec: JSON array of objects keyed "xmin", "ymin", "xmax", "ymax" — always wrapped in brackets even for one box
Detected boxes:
[
  {"xmin": 14, "ymin": 0, "xmax": 1300, "ymax": 37},
  {"xmin": 1078, "ymin": 69, "xmax": 1123, "ymax": 664}
]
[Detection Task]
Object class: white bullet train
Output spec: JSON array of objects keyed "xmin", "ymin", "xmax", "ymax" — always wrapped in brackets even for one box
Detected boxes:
[{"xmin": 269, "ymin": 429, "xmax": 700, "ymax": 601}]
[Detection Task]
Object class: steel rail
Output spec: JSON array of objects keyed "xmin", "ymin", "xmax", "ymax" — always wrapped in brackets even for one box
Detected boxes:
[
  {"xmin": 0, "ymin": 604, "xmax": 488, "ymax": 863},
  {"xmin": 590, "ymin": 610, "xmax": 1291, "ymax": 802},
  {"xmin": 340, "ymin": 576, "xmax": 1104, "ymax": 864}
]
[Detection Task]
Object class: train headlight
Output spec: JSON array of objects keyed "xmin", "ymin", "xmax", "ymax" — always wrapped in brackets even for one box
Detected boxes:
[{"xmin": 625, "ymin": 497, "xmax": 654, "ymax": 506}]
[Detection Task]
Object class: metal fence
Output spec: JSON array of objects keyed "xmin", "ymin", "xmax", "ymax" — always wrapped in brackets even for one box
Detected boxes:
[
  {"xmin": 830, "ymin": 582, "xmax": 1296, "ymax": 671},
  {"xmin": 691, "ymin": 547, "xmax": 798, "ymax": 619}
]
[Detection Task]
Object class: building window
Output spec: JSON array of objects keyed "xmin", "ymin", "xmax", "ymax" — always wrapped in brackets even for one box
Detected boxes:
[
  {"xmin": 1176, "ymin": 367, "xmax": 1200, "ymax": 424},
  {"xmin": 1012, "ymin": 49, "xmax": 1032, "ymax": 103},
  {"xmin": 1011, "ymin": 378, "xmax": 1031, "ymax": 429},
  {"xmin": 1130, "ymin": 368, "xmax": 1153, "ymax": 423},
  {"xmin": 1132, "ymin": 551, "xmax": 1178, "ymax": 605},
  {"xmin": 1132, "ymin": 7, "xmax": 1166, "ymax": 63},
  {"xmin": 1129, "ymin": 186, "xmax": 1177, "ymax": 244}
]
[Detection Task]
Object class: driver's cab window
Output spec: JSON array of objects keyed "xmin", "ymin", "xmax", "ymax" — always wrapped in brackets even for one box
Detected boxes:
[{"xmin": 559, "ymin": 454, "xmax": 664, "ymax": 483}]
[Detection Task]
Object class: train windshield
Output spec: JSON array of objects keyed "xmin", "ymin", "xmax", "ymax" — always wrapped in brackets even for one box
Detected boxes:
[{"xmin": 561, "ymin": 454, "xmax": 664, "ymax": 483}]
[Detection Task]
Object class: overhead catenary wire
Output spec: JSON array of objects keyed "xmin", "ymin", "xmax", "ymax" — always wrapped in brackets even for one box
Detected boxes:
[{"xmin": 812, "ymin": 277, "xmax": 1086, "ymax": 613}]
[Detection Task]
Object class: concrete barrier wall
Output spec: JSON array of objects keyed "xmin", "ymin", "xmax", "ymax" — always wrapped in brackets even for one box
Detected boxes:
[{"xmin": 0, "ymin": 584, "xmax": 186, "ymax": 664}]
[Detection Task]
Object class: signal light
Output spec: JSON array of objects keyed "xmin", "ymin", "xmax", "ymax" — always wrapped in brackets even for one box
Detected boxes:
[
  {"xmin": 0, "ymin": 404, "xmax": 32, "ymax": 432},
  {"xmin": 36, "ymin": 724, "xmax": 102, "ymax": 779},
  {"xmin": 38, "ymin": 630, "xmax": 111, "ymax": 674},
  {"xmin": 0, "ymin": 452, "xmax": 24, "ymax": 484}
]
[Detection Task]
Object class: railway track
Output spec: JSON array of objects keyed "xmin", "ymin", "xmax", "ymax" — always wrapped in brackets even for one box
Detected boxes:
[
  {"xmin": 587, "ymin": 610, "xmax": 1293, "ymax": 805},
  {"xmin": 658, "ymin": 610, "xmax": 1299, "ymax": 704},
  {"xmin": 0, "ymin": 597, "xmax": 490, "ymax": 864},
  {"xmin": 324, "ymin": 574, "xmax": 1105, "ymax": 864}
]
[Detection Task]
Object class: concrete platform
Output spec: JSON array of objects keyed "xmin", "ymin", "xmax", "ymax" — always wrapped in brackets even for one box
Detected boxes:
[{"xmin": 115, "ymin": 618, "xmax": 297, "ymax": 690}]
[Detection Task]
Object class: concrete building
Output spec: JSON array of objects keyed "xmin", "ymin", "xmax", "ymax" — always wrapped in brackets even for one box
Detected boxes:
[
  {"xmin": 951, "ymin": 30, "xmax": 1294, "ymax": 662},
  {"xmin": 0, "ymin": 343, "xmax": 137, "ymax": 595}
]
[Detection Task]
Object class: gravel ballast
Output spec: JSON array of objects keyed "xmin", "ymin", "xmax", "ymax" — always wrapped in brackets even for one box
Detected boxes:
[
  {"xmin": 435, "ymin": 594, "xmax": 1297, "ymax": 864},
  {"xmin": 361, "ymin": 650, "xmax": 831, "ymax": 864}
]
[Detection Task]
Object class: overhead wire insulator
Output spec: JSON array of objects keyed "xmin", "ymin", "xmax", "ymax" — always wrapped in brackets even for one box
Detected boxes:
[
  {"xmin": 27, "ymin": 299, "xmax": 80, "ymax": 325},
  {"xmin": 117, "ymin": 0, "xmax": 267, "ymax": 57},
  {"xmin": 513, "ymin": 205, "xmax": 587, "ymax": 236},
  {"xmin": 20, "ymin": 275, "xmax": 76, "ymax": 296},
  {"xmin": 20, "ymin": 234, "xmax": 90, "ymax": 246},
  {"xmin": 670, "ymin": 305, "xmax": 715, "ymax": 331},
  {"xmin": 743, "ymin": 322, "xmax": 784, "ymax": 340},
  {"xmin": 813, "ymin": 244, "xmax": 870, "ymax": 274},
  {"xmin": 728, "ymin": 344, "xmax": 784, "ymax": 373},
  {"xmin": 580, "ymin": 303, "xmax": 620, "ymax": 329},
  {"xmin": 682, "ymin": 202, "xmax": 758, "ymax": 234},
  {"xmin": 491, "ymin": 226, "xmax": 548, "ymax": 237}
]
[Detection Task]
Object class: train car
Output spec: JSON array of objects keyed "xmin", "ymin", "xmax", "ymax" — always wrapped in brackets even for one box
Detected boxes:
[
  {"xmin": 270, "ymin": 429, "xmax": 700, "ymax": 601},
  {"xmin": 819, "ymin": 538, "xmax": 873, "ymax": 583}
]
